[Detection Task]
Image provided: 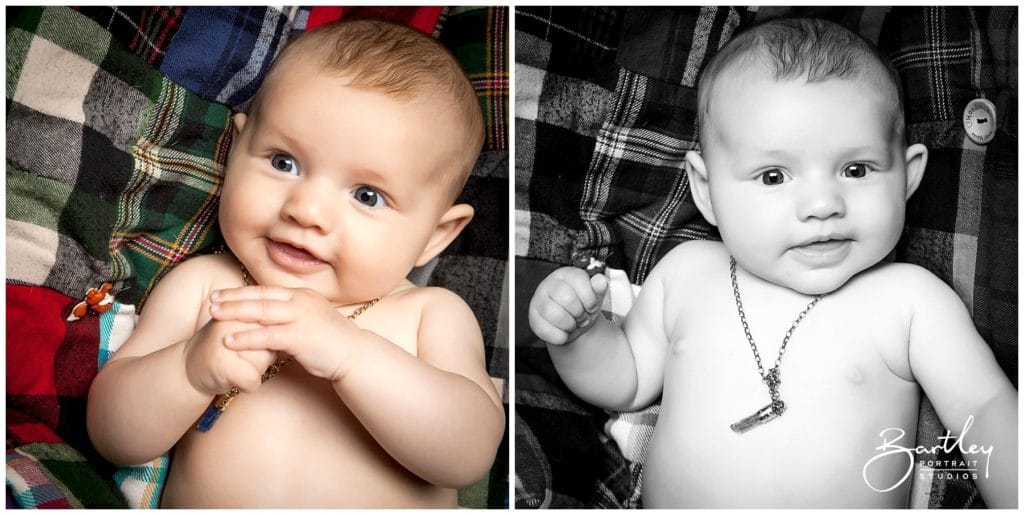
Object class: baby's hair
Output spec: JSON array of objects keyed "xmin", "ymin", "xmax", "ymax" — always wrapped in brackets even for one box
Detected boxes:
[
  {"xmin": 254, "ymin": 19, "xmax": 484, "ymax": 202},
  {"xmin": 698, "ymin": 18, "xmax": 904, "ymax": 143}
]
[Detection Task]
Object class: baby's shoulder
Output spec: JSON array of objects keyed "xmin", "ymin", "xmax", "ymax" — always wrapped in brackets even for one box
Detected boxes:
[
  {"xmin": 844, "ymin": 261, "xmax": 963, "ymax": 318},
  {"xmin": 386, "ymin": 283, "xmax": 477, "ymax": 322},
  {"xmin": 385, "ymin": 284, "xmax": 482, "ymax": 347},
  {"xmin": 135, "ymin": 253, "xmax": 242, "ymax": 322},
  {"xmin": 848, "ymin": 261, "xmax": 951, "ymax": 296},
  {"xmin": 647, "ymin": 239, "xmax": 727, "ymax": 285},
  {"xmin": 159, "ymin": 253, "xmax": 245, "ymax": 290}
]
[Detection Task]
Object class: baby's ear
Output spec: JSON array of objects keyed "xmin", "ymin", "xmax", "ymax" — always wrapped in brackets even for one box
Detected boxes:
[
  {"xmin": 232, "ymin": 112, "xmax": 248, "ymax": 136},
  {"xmin": 903, "ymin": 143, "xmax": 928, "ymax": 200},
  {"xmin": 415, "ymin": 204, "xmax": 474, "ymax": 267},
  {"xmin": 685, "ymin": 150, "xmax": 717, "ymax": 226}
]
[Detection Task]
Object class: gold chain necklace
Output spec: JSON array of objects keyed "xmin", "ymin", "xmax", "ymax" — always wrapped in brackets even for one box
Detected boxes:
[
  {"xmin": 196, "ymin": 256, "xmax": 379, "ymax": 432},
  {"xmin": 728, "ymin": 256, "xmax": 823, "ymax": 433}
]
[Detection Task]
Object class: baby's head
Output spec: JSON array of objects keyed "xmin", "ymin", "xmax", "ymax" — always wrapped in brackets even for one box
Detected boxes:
[
  {"xmin": 696, "ymin": 17, "xmax": 906, "ymax": 149},
  {"xmin": 248, "ymin": 20, "xmax": 484, "ymax": 201},
  {"xmin": 685, "ymin": 18, "xmax": 928, "ymax": 295},
  {"xmin": 219, "ymin": 19, "xmax": 483, "ymax": 304}
]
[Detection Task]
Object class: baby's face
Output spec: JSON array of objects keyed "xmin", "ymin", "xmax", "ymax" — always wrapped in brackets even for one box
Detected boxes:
[
  {"xmin": 219, "ymin": 57, "xmax": 468, "ymax": 304},
  {"xmin": 697, "ymin": 72, "xmax": 923, "ymax": 294}
]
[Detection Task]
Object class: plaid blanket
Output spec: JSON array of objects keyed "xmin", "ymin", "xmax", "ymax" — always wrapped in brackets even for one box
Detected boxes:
[
  {"xmin": 515, "ymin": 6, "xmax": 1016, "ymax": 508},
  {"xmin": 7, "ymin": 5, "xmax": 508, "ymax": 508}
]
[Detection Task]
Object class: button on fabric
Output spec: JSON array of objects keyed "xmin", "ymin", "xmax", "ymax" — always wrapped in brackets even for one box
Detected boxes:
[{"xmin": 963, "ymin": 98, "xmax": 996, "ymax": 145}]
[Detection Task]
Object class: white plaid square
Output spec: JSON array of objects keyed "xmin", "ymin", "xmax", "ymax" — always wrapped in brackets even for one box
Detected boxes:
[{"xmin": 13, "ymin": 37, "xmax": 99, "ymax": 125}]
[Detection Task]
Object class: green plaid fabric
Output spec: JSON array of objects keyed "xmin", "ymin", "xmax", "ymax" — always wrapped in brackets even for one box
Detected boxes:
[{"xmin": 7, "ymin": 6, "xmax": 229, "ymax": 306}]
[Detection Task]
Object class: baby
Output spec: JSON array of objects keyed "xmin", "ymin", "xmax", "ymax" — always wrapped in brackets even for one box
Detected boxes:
[
  {"xmin": 529, "ymin": 18, "xmax": 1016, "ymax": 508},
  {"xmin": 87, "ymin": 19, "xmax": 504, "ymax": 507}
]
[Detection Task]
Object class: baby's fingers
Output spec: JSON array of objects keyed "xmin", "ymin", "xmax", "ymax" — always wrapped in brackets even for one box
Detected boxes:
[
  {"xmin": 530, "ymin": 286, "xmax": 600, "ymax": 348},
  {"xmin": 211, "ymin": 285, "xmax": 292, "ymax": 302},
  {"xmin": 547, "ymin": 279, "xmax": 589, "ymax": 320},
  {"xmin": 237, "ymin": 348, "xmax": 278, "ymax": 373},
  {"xmin": 223, "ymin": 358, "xmax": 269, "ymax": 393},
  {"xmin": 528, "ymin": 309, "xmax": 571, "ymax": 345},
  {"xmin": 553, "ymin": 268, "xmax": 603, "ymax": 314},
  {"xmin": 210, "ymin": 298, "xmax": 294, "ymax": 325},
  {"xmin": 223, "ymin": 326, "xmax": 292, "ymax": 354},
  {"xmin": 590, "ymin": 273, "xmax": 609, "ymax": 306}
]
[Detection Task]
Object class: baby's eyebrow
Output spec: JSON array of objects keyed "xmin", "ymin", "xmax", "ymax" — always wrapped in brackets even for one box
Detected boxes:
[
  {"xmin": 349, "ymin": 166, "xmax": 391, "ymax": 185},
  {"xmin": 257, "ymin": 119, "xmax": 306, "ymax": 152},
  {"xmin": 750, "ymin": 147, "xmax": 799, "ymax": 160},
  {"xmin": 836, "ymin": 144, "xmax": 890, "ymax": 161}
]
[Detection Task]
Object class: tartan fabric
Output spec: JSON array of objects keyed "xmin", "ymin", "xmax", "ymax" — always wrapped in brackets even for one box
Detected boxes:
[
  {"xmin": 441, "ymin": 6, "xmax": 510, "ymax": 152},
  {"xmin": 7, "ymin": 5, "xmax": 508, "ymax": 509},
  {"xmin": 7, "ymin": 6, "xmax": 229, "ymax": 307},
  {"xmin": 515, "ymin": 6, "xmax": 723, "ymax": 282},
  {"xmin": 515, "ymin": 6, "xmax": 1016, "ymax": 509},
  {"xmin": 7, "ymin": 445, "xmax": 125, "ymax": 508},
  {"xmin": 158, "ymin": 6, "xmax": 302, "ymax": 110},
  {"xmin": 73, "ymin": 6, "xmax": 186, "ymax": 67}
]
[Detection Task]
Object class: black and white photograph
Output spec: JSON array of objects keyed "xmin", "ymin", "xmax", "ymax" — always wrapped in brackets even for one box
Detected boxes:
[{"xmin": 515, "ymin": 5, "xmax": 1017, "ymax": 509}]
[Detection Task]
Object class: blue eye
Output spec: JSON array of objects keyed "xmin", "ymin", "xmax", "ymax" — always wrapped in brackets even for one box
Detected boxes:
[
  {"xmin": 270, "ymin": 154, "xmax": 299, "ymax": 175},
  {"xmin": 353, "ymin": 186, "xmax": 386, "ymax": 207},
  {"xmin": 760, "ymin": 168, "xmax": 786, "ymax": 186},
  {"xmin": 842, "ymin": 163, "xmax": 870, "ymax": 178}
]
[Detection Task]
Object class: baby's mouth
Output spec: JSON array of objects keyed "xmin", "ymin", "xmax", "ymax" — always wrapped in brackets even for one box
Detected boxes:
[
  {"xmin": 790, "ymin": 238, "xmax": 852, "ymax": 265},
  {"xmin": 796, "ymin": 239, "xmax": 849, "ymax": 253},
  {"xmin": 267, "ymin": 239, "xmax": 327, "ymax": 270}
]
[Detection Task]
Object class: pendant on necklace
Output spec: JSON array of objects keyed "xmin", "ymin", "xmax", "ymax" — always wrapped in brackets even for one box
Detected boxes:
[{"xmin": 730, "ymin": 400, "xmax": 784, "ymax": 434}]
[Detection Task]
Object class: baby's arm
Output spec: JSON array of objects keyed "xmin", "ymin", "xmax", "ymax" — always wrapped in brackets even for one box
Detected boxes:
[
  {"xmin": 86, "ymin": 257, "xmax": 274, "ymax": 465},
  {"xmin": 208, "ymin": 286, "xmax": 504, "ymax": 488},
  {"xmin": 341, "ymin": 290, "xmax": 505, "ymax": 487},
  {"xmin": 529, "ymin": 247, "xmax": 685, "ymax": 411},
  {"xmin": 905, "ymin": 266, "xmax": 1018, "ymax": 508}
]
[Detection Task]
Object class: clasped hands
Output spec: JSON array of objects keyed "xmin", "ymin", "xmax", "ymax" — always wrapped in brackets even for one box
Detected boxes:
[{"xmin": 185, "ymin": 286, "xmax": 366, "ymax": 397}]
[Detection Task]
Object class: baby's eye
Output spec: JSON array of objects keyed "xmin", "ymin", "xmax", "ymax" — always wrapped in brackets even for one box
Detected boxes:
[
  {"xmin": 270, "ymin": 154, "xmax": 299, "ymax": 175},
  {"xmin": 352, "ymin": 186, "xmax": 387, "ymax": 208},
  {"xmin": 760, "ymin": 168, "xmax": 786, "ymax": 186},
  {"xmin": 842, "ymin": 163, "xmax": 870, "ymax": 178}
]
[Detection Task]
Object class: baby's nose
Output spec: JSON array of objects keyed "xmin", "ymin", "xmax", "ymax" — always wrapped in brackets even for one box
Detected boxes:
[
  {"xmin": 281, "ymin": 181, "xmax": 334, "ymax": 232},
  {"xmin": 796, "ymin": 180, "xmax": 846, "ymax": 221}
]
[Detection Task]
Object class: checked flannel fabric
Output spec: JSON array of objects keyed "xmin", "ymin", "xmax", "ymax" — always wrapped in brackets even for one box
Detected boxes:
[
  {"xmin": 515, "ymin": 6, "xmax": 730, "ymax": 283},
  {"xmin": 515, "ymin": 6, "xmax": 1016, "ymax": 509},
  {"xmin": 8, "ymin": 5, "xmax": 509, "ymax": 509},
  {"xmin": 7, "ymin": 6, "xmax": 231, "ymax": 307},
  {"xmin": 75, "ymin": 6, "xmax": 305, "ymax": 111}
]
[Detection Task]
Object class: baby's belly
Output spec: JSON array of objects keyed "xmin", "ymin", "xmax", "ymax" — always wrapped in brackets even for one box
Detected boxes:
[
  {"xmin": 643, "ymin": 337, "xmax": 920, "ymax": 508},
  {"xmin": 161, "ymin": 366, "xmax": 455, "ymax": 508}
]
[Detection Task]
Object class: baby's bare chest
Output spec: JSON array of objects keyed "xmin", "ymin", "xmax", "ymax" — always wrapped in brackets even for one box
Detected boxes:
[
  {"xmin": 644, "ymin": 291, "xmax": 920, "ymax": 507},
  {"xmin": 164, "ymin": 299, "xmax": 443, "ymax": 506},
  {"xmin": 166, "ymin": 364, "xmax": 447, "ymax": 506}
]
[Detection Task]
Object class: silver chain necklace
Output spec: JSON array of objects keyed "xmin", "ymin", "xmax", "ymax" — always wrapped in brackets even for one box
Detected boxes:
[{"xmin": 729, "ymin": 256, "xmax": 824, "ymax": 433}]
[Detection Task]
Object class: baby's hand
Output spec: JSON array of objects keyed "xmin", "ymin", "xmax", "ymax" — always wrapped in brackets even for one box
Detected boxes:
[
  {"xmin": 183, "ymin": 318, "xmax": 278, "ymax": 396},
  {"xmin": 207, "ymin": 286, "xmax": 364, "ymax": 383},
  {"xmin": 529, "ymin": 266, "xmax": 608, "ymax": 345}
]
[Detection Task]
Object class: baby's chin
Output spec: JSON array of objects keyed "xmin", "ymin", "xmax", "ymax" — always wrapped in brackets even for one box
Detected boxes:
[{"xmin": 770, "ymin": 265, "xmax": 863, "ymax": 296}]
